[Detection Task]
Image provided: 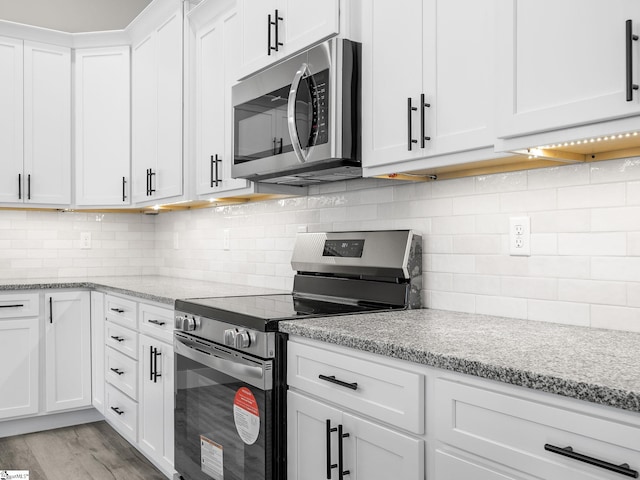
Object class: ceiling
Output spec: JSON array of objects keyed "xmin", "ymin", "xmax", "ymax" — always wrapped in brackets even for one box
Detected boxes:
[{"xmin": 0, "ymin": 0, "xmax": 153, "ymax": 33}]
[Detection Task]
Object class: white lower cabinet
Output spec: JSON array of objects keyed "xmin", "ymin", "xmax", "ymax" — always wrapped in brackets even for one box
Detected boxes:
[
  {"xmin": 287, "ymin": 337, "xmax": 425, "ymax": 480},
  {"xmin": 138, "ymin": 334, "xmax": 174, "ymax": 475},
  {"xmin": 44, "ymin": 291, "xmax": 91, "ymax": 413},
  {"xmin": 90, "ymin": 292, "xmax": 105, "ymax": 414},
  {"xmin": 435, "ymin": 449, "xmax": 525, "ymax": 480}
]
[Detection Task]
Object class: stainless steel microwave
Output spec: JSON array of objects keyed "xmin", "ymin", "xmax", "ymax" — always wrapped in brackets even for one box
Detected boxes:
[{"xmin": 231, "ymin": 38, "xmax": 361, "ymax": 186}]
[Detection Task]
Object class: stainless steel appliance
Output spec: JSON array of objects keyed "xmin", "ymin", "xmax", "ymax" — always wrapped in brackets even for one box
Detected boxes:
[
  {"xmin": 231, "ymin": 38, "xmax": 361, "ymax": 186},
  {"xmin": 173, "ymin": 230, "xmax": 422, "ymax": 480}
]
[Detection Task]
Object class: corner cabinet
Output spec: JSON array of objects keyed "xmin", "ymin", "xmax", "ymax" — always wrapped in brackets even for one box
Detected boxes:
[
  {"xmin": 496, "ymin": 0, "xmax": 640, "ymax": 140},
  {"xmin": 0, "ymin": 37, "xmax": 71, "ymax": 205},
  {"xmin": 75, "ymin": 47, "xmax": 131, "ymax": 207},
  {"xmin": 361, "ymin": 0, "xmax": 498, "ymax": 176},
  {"xmin": 44, "ymin": 291, "xmax": 92, "ymax": 413},
  {"xmin": 131, "ymin": 7, "xmax": 184, "ymax": 205},
  {"xmin": 237, "ymin": 0, "xmax": 339, "ymax": 79}
]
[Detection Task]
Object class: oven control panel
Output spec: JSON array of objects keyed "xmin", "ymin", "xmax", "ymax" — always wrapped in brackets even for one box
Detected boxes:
[
  {"xmin": 175, "ymin": 314, "xmax": 200, "ymax": 332},
  {"xmin": 223, "ymin": 328, "xmax": 254, "ymax": 349}
]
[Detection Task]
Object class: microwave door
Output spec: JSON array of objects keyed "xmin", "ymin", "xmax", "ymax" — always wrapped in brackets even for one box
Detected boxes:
[{"xmin": 287, "ymin": 63, "xmax": 318, "ymax": 164}]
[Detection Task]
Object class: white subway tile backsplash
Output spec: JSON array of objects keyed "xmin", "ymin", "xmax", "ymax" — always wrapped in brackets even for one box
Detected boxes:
[
  {"xmin": 527, "ymin": 164, "xmax": 590, "ymax": 190},
  {"xmin": 500, "ymin": 189, "xmax": 556, "ymax": 213},
  {"xmin": 500, "ymin": 276, "xmax": 557, "ymax": 300},
  {"xmin": 530, "ymin": 209, "xmax": 590, "ymax": 233},
  {"xmin": 476, "ymin": 295, "xmax": 528, "ymax": 319},
  {"xmin": 452, "ymin": 274, "xmax": 501, "ymax": 296},
  {"xmin": 529, "ymin": 256, "xmax": 590, "ymax": 279},
  {"xmin": 527, "ymin": 299, "xmax": 590, "ymax": 326},
  {"xmin": 592, "ymin": 257, "xmax": 640, "ymax": 282},
  {"xmin": 452, "ymin": 193, "xmax": 500, "ymax": 215},
  {"xmin": 591, "ymin": 206, "xmax": 640, "ymax": 232},
  {"xmin": 428, "ymin": 291, "xmax": 476, "ymax": 313},
  {"xmin": 452, "ymin": 235, "xmax": 502, "ymax": 255},
  {"xmin": 591, "ymin": 305, "xmax": 640, "ymax": 332},
  {"xmin": 475, "ymin": 255, "xmax": 528, "ymax": 276},
  {"xmin": 558, "ymin": 279, "xmax": 627, "ymax": 306},
  {"xmin": 557, "ymin": 232, "xmax": 626, "ymax": 256},
  {"xmin": 590, "ymin": 157, "xmax": 640, "ymax": 184},
  {"xmin": 558, "ymin": 183, "xmax": 626, "ymax": 209},
  {"xmin": 475, "ymin": 171, "xmax": 528, "ymax": 194},
  {"xmin": 431, "ymin": 215, "xmax": 475, "ymax": 235},
  {"xmin": 627, "ymin": 181, "xmax": 640, "ymax": 205},
  {"xmin": 430, "ymin": 254, "xmax": 476, "ymax": 274},
  {"xmin": 530, "ymin": 234, "xmax": 558, "ymax": 255},
  {"xmin": 432, "ymin": 177, "xmax": 475, "ymax": 198}
]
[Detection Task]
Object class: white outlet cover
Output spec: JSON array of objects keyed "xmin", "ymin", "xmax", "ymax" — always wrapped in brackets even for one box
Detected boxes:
[
  {"xmin": 509, "ymin": 216, "xmax": 530, "ymax": 256},
  {"xmin": 223, "ymin": 229, "xmax": 230, "ymax": 250},
  {"xmin": 80, "ymin": 232, "xmax": 91, "ymax": 249}
]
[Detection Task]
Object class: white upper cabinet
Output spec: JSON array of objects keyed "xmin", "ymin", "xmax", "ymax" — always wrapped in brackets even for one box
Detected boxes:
[
  {"xmin": 496, "ymin": 0, "xmax": 640, "ymax": 139},
  {"xmin": 0, "ymin": 37, "xmax": 70, "ymax": 205},
  {"xmin": 191, "ymin": 0, "xmax": 249, "ymax": 195},
  {"xmin": 361, "ymin": 0, "xmax": 496, "ymax": 175},
  {"xmin": 131, "ymin": 8, "xmax": 183, "ymax": 204},
  {"xmin": 75, "ymin": 46, "xmax": 131, "ymax": 206},
  {"xmin": 237, "ymin": 0, "xmax": 339, "ymax": 79}
]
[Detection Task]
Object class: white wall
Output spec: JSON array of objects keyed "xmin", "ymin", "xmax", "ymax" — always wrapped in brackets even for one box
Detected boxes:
[
  {"xmin": 0, "ymin": 210, "xmax": 156, "ymax": 278},
  {"xmin": 156, "ymin": 157, "xmax": 640, "ymax": 333}
]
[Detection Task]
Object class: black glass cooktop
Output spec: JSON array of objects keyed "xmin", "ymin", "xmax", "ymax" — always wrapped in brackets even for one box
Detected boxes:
[{"xmin": 175, "ymin": 294, "xmax": 396, "ymax": 331}]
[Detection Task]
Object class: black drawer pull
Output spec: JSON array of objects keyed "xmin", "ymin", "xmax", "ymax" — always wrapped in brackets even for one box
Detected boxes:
[
  {"xmin": 110, "ymin": 406, "xmax": 124, "ymax": 415},
  {"xmin": 148, "ymin": 319, "xmax": 166, "ymax": 326},
  {"xmin": 110, "ymin": 335, "xmax": 124, "ymax": 343},
  {"xmin": 544, "ymin": 444, "xmax": 639, "ymax": 478},
  {"xmin": 110, "ymin": 308, "xmax": 125, "ymax": 313},
  {"xmin": 319, "ymin": 375, "xmax": 358, "ymax": 391},
  {"xmin": 110, "ymin": 368, "xmax": 124, "ymax": 376},
  {"xmin": 0, "ymin": 304, "xmax": 25, "ymax": 308}
]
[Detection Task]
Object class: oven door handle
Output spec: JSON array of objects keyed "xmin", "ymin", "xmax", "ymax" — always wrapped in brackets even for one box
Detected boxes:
[
  {"xmin": 174, "ymin": 335, "xmax": 272, "ymax": 391},
  {"xmin": 287, "ymin": 62, "xmax": 315, "ymax": 164}
]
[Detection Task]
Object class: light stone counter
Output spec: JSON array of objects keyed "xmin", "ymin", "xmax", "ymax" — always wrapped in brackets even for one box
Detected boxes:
[
  {"xmin": 279, "ymin": 309, "xmax": 640, "ymax": 412},
  {"xmin": 0, "ymin": 275, "xmax": 287, "ymax": 305}
]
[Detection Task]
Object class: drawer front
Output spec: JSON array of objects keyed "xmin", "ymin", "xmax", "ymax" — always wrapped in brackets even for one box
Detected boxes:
[
  {"xmin": 105, "ymin": 322, "xmax": 138, "ymax": 359},
  {"xmin": 0, "ymin": 293, "xmax": 39, "ymax": 318},
  {"xmin": 435, "ymin": 378, "xmax": 640, "ymax": 480},
  {"xmin": 287, "ymin": 340, "xmax": 424, "ymax": 434},
  {"xmin": 104, "ymin": 294, "xmax": 137, "ymax": 329},
  {"xmin": 105, "ymin": 384, "xmax": 137, "ymax": 444},
  {"xmin": 139, "ymin": 303, "xmax": 173, "ymax": 343},
  {"xmin": 435, "ymin": 449, "xmax": 526, "ymax": 480},
  {"xmin": 105, "ymin": 347, "xmax": 138, "ymax": 400}
]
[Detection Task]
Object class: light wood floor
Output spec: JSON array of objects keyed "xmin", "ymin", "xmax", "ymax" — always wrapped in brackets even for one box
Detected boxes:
[{"xmin": 0, "ymin": 421, "xmax": 167, "ymax": 480}]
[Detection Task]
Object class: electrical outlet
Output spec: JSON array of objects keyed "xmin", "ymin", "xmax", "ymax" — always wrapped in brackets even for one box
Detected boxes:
[
  {"xmin": 509, "ymin": 217, "xmax": 530, "ymax": 256},
  {"xmin": 223, "ymin": 229, "xmax": 230, "ymax": 250},
  {"xmin": 80, "ymin": 232, "xmax": 91, "ymax": 249}
]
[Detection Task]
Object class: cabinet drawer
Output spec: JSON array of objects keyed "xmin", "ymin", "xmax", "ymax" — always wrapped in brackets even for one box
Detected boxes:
[
  {"xmin": 105, "ymin": 347, "xmax": 138, "ymax": 400},
  {"xmin": 105, "ymin": 322, "xmax": 138, "ymax": 359},
  {"xmin": 105, "ymin": 383, "xmax": 137, "ymax": 444},
  {"xmin": 0, "ymin": 293, "xmax": 39, "ymax": 318},
  {"xmin": 104, "ymin": 294, "xmax": 137, "ymax": 329},
  {"xmin": 435, "ymin": 378, "xmax": 640, "ymax": 480},
  {"xmin": 139, "ymin": 303, "xmax": 173, "ymax": 343},
  {"xmin": 435, "ymin": 449, "xmax": 524, "ymax": 480},
  {"xmin": 287, "ymin": 340, "xmax": 424, "ymax": 434}
]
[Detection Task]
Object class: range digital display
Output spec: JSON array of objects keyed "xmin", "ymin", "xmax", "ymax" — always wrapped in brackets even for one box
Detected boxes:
[{"xmin": 322, "ymin": 239, "xmax": 365, "ymax": 258}]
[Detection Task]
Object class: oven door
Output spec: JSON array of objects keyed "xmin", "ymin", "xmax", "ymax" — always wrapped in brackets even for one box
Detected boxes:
[{"xmin": 174, "ymin": 333, "xmax": 274, "ymax": 480}]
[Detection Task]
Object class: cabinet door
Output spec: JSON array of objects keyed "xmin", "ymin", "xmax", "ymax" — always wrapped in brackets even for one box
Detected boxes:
[
  {"xmin": 155, "ymin": 10, "xmax": 183, "ymax": 200},
  {"xmin": 288, "ymin": 391, "xmax": 342, "ymax": 480},
  {"xmin": 279, "ymin": 0, "xmax": 339, "ymax": 58},
  {"xmin": 238, "ymin": 0, "xmax": 277, "ymax": 77},
  {"xmin": 132, "ymin": 33, "xmax": 158, "ymax": 203},
  {"xmin": 45, "ymin": 291, "xmax": 91, "ymax": 412},
  {"xmin": 194, "ymin": 7, "xmax": 249, "ymax": 195},
  {"xmin": 343, "ymin": 412, "xmax": 424, "ymax": 480},
  {"xmin": 361, "ymin": 0, "xmax": 424, "ymax": 168},
  {"xmin": 0, "ymin": 36, "xmax": 23, "ymax": 204},
  {"xmin": 0, "ymin": 317, "xmax": 39, "ymax": 419},
  {"xmin": 23, "ymin": 41, "xmax": 71, "ymax": 205},
  {"xmin": 138, "ymin": 335, "xmax": 174, "ymax": 473},
  {"xmin": 90, "ymin": 292, "xmax": 105, "ymax": 414},
  {"xmin": 75, "ymin": 47, "xmax": 131, "ymax": 206},
  {"xmin": 422, "ymin": 0, "xmax": 495, "ymax": 156},
  {"xmin": 496, "ymin": 0, "xmax": 640, "ymax": 139}
]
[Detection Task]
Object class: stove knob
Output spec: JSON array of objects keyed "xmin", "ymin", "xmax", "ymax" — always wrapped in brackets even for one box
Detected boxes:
[
  {"xmin": 223, "ymin": 329, "xmax": 237, "ymax": 346},
  {"xmin": 174, "ymin": 315, "xmax": 185, "ymax": 330},
  {"xmin": 183, "ymin": 316, "xmax": 199, "ymax": 331},
  {"xmin": 235, "ymin": 330, "xmax": 252, "ymax": 349}
]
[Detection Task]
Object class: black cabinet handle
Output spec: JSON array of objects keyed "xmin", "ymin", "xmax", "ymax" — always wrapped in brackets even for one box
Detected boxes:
[
  {"xmin": 110, "ymin": 335, "xmax": 124, "ymax": 343},
  {"xmin": 268, "ymin": 10, "xmax": 283, "ymax": 54},
  {"xmin": 149, "ymin": 345, "xmax": 154, "ymax": 381},
  {"xmin": 110, "ymin": 406, "xmax": 124, "ymax": 415},
  {"xmin": 110, "ymin": 367, "xmax": 124, "ymax": 376},
  {"xmin": 267, "ymin": 13, "xmax": 272, "ymax": 55},
  {"xmin": 407, "ymin": 98, "xmax": 417, "ymax": 150},
  {"xmin": 18, "ymin": 174, "xmax": 21, "ymax": 200},
  {"xmin": 153, "ymin": 347, "xmax": 162, "ymax": 383},
  {"xmin": 122, "ymin": 176, "xmax": 127, "ymax": 202},
  {"xmin": 338, "ymin": 424, "xmax": 350, "ymax": 479},
  {"xmin": 274, "ymin": 9, "xmax": 283, "ymax": 52},
  {"xmin": 27, "ymin": 174, "xmax": 31, "ymax": 200},
  {"xmin": 544, "ymin": 444, "xmax": 639, "ymax": 478},
  {"xmin": 319, "ymin": 375, "xmax": 358, "ymax": 391},
  {"xmin": 214, "ymin": 154, "xmax": 221, "ymax": 187},
  {"xmin": 110, "ymin": 308, "xmax": 125, "ymax": 313},
  {"xmin": 0, "ymin": 304, "xmax": 24, "ymax": 308},
  {"xmin": 420, "ymin": 93, "xmax": 431, "ymax": 147},
  {"xmin": 627, "ymin": 20, "xmax": 639, "ymax": 101},
  {"xmin": 326, "ymin": 420, "xmax": 338, "ymax": 479},
  {"xmin": 149, "ymin": 169, "xmax": 156, "ymax": 195},
  {"xmin": 146, "ymin": 168, "xmax": 150, "ymax": 195},
  {"xmin": 49, "ymin": 297, "xmax": 53, "ymax": 324},
  {"xmin": 148, "ymin": 319, "xmax": 166, "ymax": 326}
]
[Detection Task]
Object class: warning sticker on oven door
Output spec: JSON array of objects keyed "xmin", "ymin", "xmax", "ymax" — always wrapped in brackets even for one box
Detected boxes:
[
  {"xmin": 233, "ymin": 387, "xmax": 260, "ymax": 445},
  {"xmin": 200, "ymin": 435, "xmax": 224, "ymax": 479}
]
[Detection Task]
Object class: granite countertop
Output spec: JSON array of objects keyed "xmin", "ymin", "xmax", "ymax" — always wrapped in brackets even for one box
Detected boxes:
[
  {"xmin": 0, "ymin": 275, "xmax": 287, "ymax": 305},
  {"xmin": 279, "ymin": 309, "xmax": 640, "ymax": 413}
]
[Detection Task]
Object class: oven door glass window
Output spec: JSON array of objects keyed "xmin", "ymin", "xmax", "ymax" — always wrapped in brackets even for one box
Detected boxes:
[{"xmin": 175, "ymin": 341, "xmax": 273, "ymax": 480}]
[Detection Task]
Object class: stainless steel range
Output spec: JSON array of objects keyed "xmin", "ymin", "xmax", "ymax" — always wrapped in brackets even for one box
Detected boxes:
[{"xmin": 173, "ymin": 230, "xmax": 422, "ymax": 480}]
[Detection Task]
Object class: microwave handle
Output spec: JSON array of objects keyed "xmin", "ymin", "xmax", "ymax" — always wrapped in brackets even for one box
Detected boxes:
[{"xmin": 287, "ymin": 63, "xmax": 314, "ymax": 164}]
